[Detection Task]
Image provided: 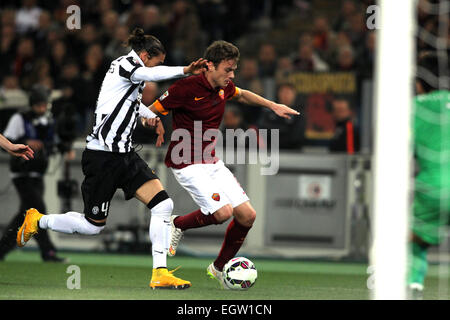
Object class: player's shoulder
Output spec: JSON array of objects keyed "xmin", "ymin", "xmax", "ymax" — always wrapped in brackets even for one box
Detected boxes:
[
  {"xmin": 223, "ymin": 79, "xmax": 237, "ymax": 96},
  {"xmin": 169, "ymin": 74, "xmax": 203, "ymax": 93},
  {"xmin": 116, "ymin": 52, "xmax": 141, "ymax": 68},
  {"xmin": 176, "ymin": 73, "xmax": 203, "ymax": 86}
]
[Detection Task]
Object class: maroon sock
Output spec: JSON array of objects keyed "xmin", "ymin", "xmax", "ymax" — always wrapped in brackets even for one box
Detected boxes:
[
  {"xmin": 214, "ymin": 219, "xmax": 251, "ymax": 271},
  {"xmin": 174, "ymin": 209, "xmax": 218, "ymax": 231}
]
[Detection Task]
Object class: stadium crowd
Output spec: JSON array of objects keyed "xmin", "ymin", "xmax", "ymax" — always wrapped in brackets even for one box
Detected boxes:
[{"xmin": 0, "ymin": 0, "xmax": 443, "ymax": 151}]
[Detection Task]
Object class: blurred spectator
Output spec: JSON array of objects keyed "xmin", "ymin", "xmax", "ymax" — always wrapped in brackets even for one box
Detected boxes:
[
  {"xmin": 328, "ymin": 97, "xmax": 360, "ymax": 153},
  {"xmin": 235, "ymin": 57, "xmax": 265, "ymax": 124},
  {"xmin": 26, "ymin": 58, "xmax": 51, "ymax": 89},
  {"xmin": 15, "ymin": 0, "xmax": 42, "ymax": 35},
  {"xmin": 33, "ymin": 10, "xmax": 53, "ymax": 57},
  {"xmin": 312, "ymin": 16, "xmax": 335, "ymax": 61},
  {"xmin": 0, "ymin": 24, "xmax": 18, "ymax": 80},
  {"xmin": 120, "ymin": 0, "xmax": 145, "ymax": 30},
  {"xmin": 82, "ymin": 44, "xmax": 110, "ymax": 104},
  {"xmin": 0, "ymin": 75, "xmax": 28, "ymax": 110},
  {"xmin": 196, "ymin": 0, "xmax": 226, "ymax": 44},
  {"xmin": 14, "ymin": 37, "xmax": 36, "ymax": 90},
  {"xmin": 235, "ymin": 58, "xmax": 264, "ymax": 96},
  {"xmin": 52, "ymin": 60, "xmax": 89, "ymax": 137},
  {"xmin": 258, "ymin": 83, "xmax": 305, "ymax": 150},
  {"xmin": 1, "ymin": 8, "xmax": 16, "ymax": 28},
  {"xmin": 37, "ymin": 76, "xmax": 54, "ymax": 91},
  {"xmin": 72, "ymin": 23, "xmax": 99, "ymax": 59},
  {"xmin": 0, "ymin": 75, "xmax": 28, "ymax": 133},
  {"xmin": 332, "ymin": 0, "xmax": 357, "ymax": 32},
  {"xmin": 100, "ymin": 10, "xmax": 120, "ymax": 46},
  {"xmin": 258, "ymin": 43, "xmax": 277, "ymax": 78},
  {"xmin": 344, "ymin": 13, "xmax": 367, "ymax": 51},
  {"xmin": 49, "ymin": 40, "xmax": 68, "ymax": 84},
  {"xmin": 328, "ymin": 31, "xmax": 352, "ymax": 67},
  {"xmin": 275, "ymin": 56, "xmax": 294, "ymax": 86},
  {"xmin": 167, "ymin": 0, "xmax": 202, "ymax": 64},
  {"xmin": 105, "ymin": 24, "xmax": 131, "ymax": 60},
  {"xmin": 292, "ymin": 42, "xmax": 329, "ymax": 72},
  {"xmin": 334, "ymin": 45, "xmax": 356, "ymax": 71},
  {"xmin": 142, "ymin": 5, "xmax": 172, "ymax": 55},
  {"xmin": 356, "ymin": 31, "xmax": 375, "ymax": 79}
]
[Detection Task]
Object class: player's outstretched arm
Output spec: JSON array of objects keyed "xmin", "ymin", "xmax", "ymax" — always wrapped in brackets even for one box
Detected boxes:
[
  {"xmin": 234, "ymin": 88, "xmax": 300, "ymax": 119},
  {"xmin": 0, "ymin": 134, "xmax": 34, "ymax": 160},
  {"xmin": 131, "ymin": 59, "xmax": 207, "ymax": 83}
]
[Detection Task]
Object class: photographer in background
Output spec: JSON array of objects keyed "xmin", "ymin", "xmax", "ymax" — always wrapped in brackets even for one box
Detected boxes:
[{"xmin": 0, "ymin": 85, "xmax": 66, "ymax": 262}]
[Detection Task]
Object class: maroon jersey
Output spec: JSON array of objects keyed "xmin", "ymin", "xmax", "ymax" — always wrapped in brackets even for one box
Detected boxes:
[{"xmin": 155, "ymin": 73, "xmax": 240, "ymax": 169}]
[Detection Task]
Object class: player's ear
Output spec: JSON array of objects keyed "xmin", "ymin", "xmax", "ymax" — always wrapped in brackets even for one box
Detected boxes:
[
  {"xmin": 205, "ymin": 61, "xmax": 214, "ymax": 71},
  {"xmin": 138, "ymin": 51, "xmax": 147, "ymax": 63}
]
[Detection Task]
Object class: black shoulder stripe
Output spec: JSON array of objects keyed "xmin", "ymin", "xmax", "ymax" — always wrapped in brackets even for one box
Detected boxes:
[
  {"xmin": 119, "ymin": 65, "xmax": 141, "ymax": 80},
  {"xmin": 126, "ymin": 57, "xmax": 141, "ymax": 67}
]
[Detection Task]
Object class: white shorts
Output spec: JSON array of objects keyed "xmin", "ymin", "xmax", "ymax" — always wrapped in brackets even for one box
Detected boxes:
[{"xmin": 171, "ymin": 160, "xmax": 249, "ymax": 215}]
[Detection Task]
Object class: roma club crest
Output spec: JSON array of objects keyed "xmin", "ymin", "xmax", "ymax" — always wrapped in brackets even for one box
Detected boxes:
[{"xmin": 212, "ymin": 193, "xmax": 220, "ymax": 201}]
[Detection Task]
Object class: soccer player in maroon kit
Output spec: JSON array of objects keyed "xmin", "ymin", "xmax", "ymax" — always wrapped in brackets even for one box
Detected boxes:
[{"xmin": 145, "ymin": 40, "xmax": 299, "ymax": 288}]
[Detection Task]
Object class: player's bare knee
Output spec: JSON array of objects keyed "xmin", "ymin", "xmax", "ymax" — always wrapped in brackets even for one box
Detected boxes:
[
  {"xmin": 239, "ymin": 208, "xmax": 256, "ymax": 227},
  {"xmin": 246, "ymin": 208, "xmax": 256, "ymax": 226},
  {"xmin": 214, "ymin": 204, "xmax": 233, "ymax": 223}
]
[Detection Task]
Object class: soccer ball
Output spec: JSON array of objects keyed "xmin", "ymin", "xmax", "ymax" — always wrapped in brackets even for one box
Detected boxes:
[{"xmin": 222, "ymin": 257, "xmax": 257, "ymax": 290}]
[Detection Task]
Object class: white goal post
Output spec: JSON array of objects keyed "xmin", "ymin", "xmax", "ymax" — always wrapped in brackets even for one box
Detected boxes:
[{"xmin": 372, "ymin": 0, "xmax": 416, "ymax": 299}]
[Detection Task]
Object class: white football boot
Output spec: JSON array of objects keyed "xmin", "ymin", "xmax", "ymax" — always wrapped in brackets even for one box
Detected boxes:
[
  {"xmin": 206, "ymin": 263, "xmax": 229, "ymax": 289},
  {"xmin": 168, "ymin": 215, "xmax": 184, "ymax": 257}
]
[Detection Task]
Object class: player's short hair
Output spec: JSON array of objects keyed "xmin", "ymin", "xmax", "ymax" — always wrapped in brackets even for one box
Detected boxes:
[
  {"xmin": 204, "ymin": 40, "xmax": 240, "ymax": 68},
  {"xmin": 126, "ymin": 27, "xmax": 166, "ymax": 58}
]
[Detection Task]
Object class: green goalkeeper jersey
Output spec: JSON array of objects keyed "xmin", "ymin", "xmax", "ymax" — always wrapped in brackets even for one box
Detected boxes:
[{"xmin": 413, "ymin": 90, "xmax": 450, "ymax": 198}]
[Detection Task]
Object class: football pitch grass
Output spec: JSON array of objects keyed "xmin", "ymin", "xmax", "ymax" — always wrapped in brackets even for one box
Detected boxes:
[{"xmin": 0, "ymin": 250, "xmax": 449, "ymax": 300}]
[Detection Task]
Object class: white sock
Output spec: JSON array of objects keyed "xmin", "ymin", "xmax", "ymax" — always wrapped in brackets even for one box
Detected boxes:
[
  {"xmin": 149, "ymin": 198, "xmax": 173, "ymax": 269},
  {"xmin": 39, "ymin": 212, "xmax": 104, "ymax": 235}
]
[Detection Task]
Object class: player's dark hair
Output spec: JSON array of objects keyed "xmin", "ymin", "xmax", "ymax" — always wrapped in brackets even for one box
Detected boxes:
[
  {"xmin": 204, "ymin": 40, "xmax": 240, "ymax": 68},
  {"xmin": 126, "ymin": 28, "xmax": 166, "ymax": 58},
  {"xmin": 416, "ymin": 51, "xmax": 440, "ymax": 93}
]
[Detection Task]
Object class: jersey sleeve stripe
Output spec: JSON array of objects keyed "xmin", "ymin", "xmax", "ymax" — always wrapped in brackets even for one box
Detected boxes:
[
  {"xmin": 154, "ymin": 100, "xmax": 169, "ymax": 115},
  {"xmin": 229, "ymin": 87, "xmax": 241, "ymax": 99}
]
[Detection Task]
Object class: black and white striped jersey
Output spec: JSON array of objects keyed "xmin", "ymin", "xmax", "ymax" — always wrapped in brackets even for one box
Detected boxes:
[{"xmin": 86, "ymin": 49, "xmax": 185, "ymax": 153}]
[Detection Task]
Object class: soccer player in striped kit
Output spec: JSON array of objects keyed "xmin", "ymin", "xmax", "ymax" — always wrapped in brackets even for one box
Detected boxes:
[
  {"xmin": 146, "ymin": 40, "xmax": 299, "ymax": 288},
  {"xmin": 16, "ymin": 28, "xmax": 207, "ymax": 289}
]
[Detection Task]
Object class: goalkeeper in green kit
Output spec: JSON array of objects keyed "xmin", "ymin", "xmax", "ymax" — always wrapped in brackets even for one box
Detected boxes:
[{"xmin": 408, "ymin": 52, "xmax": 450, "ymax": 297}]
